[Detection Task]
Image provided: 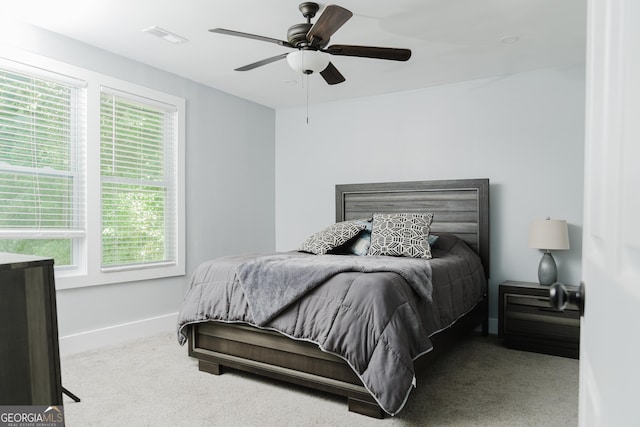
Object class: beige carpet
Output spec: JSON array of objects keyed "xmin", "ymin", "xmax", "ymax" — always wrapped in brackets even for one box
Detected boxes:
[{"xmin": 60, "ymin": 332, "xmax": 578, "ymax": 426}]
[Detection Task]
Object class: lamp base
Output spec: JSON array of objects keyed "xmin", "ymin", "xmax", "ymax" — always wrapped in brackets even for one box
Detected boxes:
[{"xmin": 538, "ymin": 252, "xmax": 558, "ymax": 286}]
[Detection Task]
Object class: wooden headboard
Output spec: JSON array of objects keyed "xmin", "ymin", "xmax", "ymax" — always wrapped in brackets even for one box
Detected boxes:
[{"xmin": 335, "ymin": 179, "xmax": 490, "ymax": 278}]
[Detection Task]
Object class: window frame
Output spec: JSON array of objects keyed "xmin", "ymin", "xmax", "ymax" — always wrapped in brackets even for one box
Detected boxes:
[{"xmin": 0, "ymin": 47, "xmax": 185, "ymax": 289}]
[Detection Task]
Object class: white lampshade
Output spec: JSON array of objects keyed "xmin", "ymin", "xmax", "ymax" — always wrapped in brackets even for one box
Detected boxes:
[
  {"xmin": 286, "ymin": 50, "xmax": 330, "ymax": 74},
  {"xmin": 528, "ymin": 218, "xmax": 570, "ymax": 250}
]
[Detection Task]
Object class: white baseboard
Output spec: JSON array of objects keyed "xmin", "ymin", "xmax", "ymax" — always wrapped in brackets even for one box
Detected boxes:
[{"xmin": 58, "ymin": 312, "xmax": 178, "ymax": 356}]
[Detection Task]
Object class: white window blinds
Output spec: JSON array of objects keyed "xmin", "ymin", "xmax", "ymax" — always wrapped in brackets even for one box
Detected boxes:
[
  {"xmin": 0, "ymin": 66, "xmax": 85, "ymax": 264},
  {"xmin": 100, "ymin": 88, "xmax": 177, "ymax": 269}
]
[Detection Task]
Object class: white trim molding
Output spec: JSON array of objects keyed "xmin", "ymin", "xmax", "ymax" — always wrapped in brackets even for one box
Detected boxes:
[{"xmin": 58, "ymin": 312, "xmax": 178, "ymax": 356}]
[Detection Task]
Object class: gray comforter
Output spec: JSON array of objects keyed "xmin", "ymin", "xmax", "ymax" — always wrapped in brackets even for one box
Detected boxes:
[
  {"xmin": 236, "ymin": 252, "xmax": 433, "ymax": 325},
  {"xmin": 177, "ymin": 234, "xmax": 486, "ymax": 416}
]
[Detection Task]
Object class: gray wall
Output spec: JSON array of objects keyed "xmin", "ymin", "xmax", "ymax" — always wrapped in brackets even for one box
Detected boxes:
[
  {"xmin": 9, "ymin": 23, "xmax": 276, "ymax": 351},
  {"xmin": 275, "ymin": 67, "xmax": 585, "ymax": 331}
]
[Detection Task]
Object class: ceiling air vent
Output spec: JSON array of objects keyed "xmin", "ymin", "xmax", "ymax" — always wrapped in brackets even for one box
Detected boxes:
[{"xmin": 142, "ymin": 26, "xmax": 189, "ymax": 44}]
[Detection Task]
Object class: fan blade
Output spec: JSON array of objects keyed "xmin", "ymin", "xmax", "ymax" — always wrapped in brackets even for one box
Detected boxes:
[
  {"xmin": 325, "ymin": 45, "xmax": 412, "ymax": 61},
  {"xmin": 306, "ymin": 5, "xmax": 353, "ymax": 46},
  {"xmin": 209, "ymin": 28, "xmax": 294, "ymax": 48},
  {"xmin": 320, "ymin": 62, "xmax": 345, "ymax": 85},
  {"xmin": 235, "ymin": 53, "xmax": 289, "ymax": 71}
]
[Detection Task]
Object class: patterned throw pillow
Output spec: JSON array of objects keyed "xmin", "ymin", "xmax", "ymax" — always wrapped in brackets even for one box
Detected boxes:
[
  {"xmin": 331, "ymin": 218, "xmax": 372, "ymax": 256},
  {"xmin": 299, "ymin": 220, "xmax": 367, "ymax": 255},
  {"xmin": 367, "ymin": 213, "xmax": 434, "ymax": 259}
]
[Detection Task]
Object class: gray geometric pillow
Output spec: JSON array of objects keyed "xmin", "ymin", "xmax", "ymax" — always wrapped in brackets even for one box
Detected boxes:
[
  {"xmin": 299, "ymin": 220, "xmax": 367, "ymax": 255},
  {"xmin": 331, "ymin": 218, "xmax": 372, "ymax": 256},
  {"xmin": 367, "ymin": 213, "xmax": 434, "ymax": 259}
]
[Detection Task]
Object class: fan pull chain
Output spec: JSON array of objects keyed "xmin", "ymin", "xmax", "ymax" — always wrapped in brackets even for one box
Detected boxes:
[{"xmin": 306, "ymin": 74, "xmax": 310, "ymax": 124}]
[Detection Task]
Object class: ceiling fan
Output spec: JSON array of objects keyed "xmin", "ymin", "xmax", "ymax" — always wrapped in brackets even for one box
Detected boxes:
[{"xmin": 209, "ymin": 2, "xmax": 412, "ymax": 85}]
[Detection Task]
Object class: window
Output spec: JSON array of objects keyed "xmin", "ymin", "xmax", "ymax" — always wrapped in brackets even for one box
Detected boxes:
[
  {"xmin": 0, "ymin": 65, "xmax": 84, "ymax": 268},
  {"xmin": 0, "ymin": 51, "xmax": 185, "ymax": 288},
  {"xmin": 100, "ymin": 89, "xmax": 177, "ymax": 270}
]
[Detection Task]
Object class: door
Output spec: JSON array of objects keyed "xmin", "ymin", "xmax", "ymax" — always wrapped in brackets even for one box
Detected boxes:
[{"xmin": 580, "ymin": 0, "xmax": 640, "ymax": 425}]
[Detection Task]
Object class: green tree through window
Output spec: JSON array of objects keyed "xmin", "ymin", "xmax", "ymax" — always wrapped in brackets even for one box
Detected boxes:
[
  {"xmin": 0, "ymin": 67, "xmax": 79, "ymax": 265},
  {"xmin": 0, "ymin": 54, "xmax": 184, "ymax": 286},
  {"xmin": 100, "ymin": 92, "xmax": 176, "ymax": 268}
]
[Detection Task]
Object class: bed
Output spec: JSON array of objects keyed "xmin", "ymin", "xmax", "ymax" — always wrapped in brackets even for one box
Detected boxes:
[{"xmin": 177, "ymin": 178, "xmax": 490, "ymax": 418}]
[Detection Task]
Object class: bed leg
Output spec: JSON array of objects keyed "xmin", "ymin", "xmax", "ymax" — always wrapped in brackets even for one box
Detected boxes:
[
  {"xmin": 482, "ymin": 317, "xmax": 489, "ymax": 337},
  {"xmin": 481, "ymin": 294, "xmax": 489, "ymax": 336},
  {"xmin": 199, "ymin": 360, "xmax": 224, "ymax": 375},
  {"xmin": 347, "ymin": 397, "xmax": 384, "ymax": 419}
]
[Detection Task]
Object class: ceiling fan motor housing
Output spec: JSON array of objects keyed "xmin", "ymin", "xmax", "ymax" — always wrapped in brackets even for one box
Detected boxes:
[
  {"xmin": 287, "ymin": 23, "xmax": 313, "ymax": 47},
  {"xmin": 288, "ymin": 3, "xmax": 330, "ymax": 48}
]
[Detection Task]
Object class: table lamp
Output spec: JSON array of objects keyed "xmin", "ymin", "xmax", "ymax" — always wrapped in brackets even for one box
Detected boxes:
[{"xmin": 528, "ymin": 218, "xmax": 570, "ymax": 285}]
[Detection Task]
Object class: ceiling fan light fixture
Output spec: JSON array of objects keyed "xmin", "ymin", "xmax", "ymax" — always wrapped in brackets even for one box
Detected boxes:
[{"xmin": 286, "ymin": 50, "xmax": 330, "ymax": 74}]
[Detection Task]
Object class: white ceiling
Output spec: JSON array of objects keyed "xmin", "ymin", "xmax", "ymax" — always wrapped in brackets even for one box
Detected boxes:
[{"xmin": 7, "ymin": 0, "xmax": 586, "ymax": 109}]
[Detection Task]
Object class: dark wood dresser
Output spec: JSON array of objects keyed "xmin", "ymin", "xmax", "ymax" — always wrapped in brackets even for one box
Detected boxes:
[
  {"xmin": 0, "ymin": 253, "xmax": 63, "ymax": 405},
  {"xmin": 498, "ymin": 280, "xmax": 580, "ymax": 359}
]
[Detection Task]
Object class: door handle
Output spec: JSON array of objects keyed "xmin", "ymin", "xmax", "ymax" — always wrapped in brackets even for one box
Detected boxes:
[{"xmin": 549, "ymin": 281, "xmax": 585, "ymax": 317}]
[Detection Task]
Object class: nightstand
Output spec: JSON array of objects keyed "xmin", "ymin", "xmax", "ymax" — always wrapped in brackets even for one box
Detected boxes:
[{"xmin": 498, "ymin": 281, "xmax": 580, "ymax": 359}]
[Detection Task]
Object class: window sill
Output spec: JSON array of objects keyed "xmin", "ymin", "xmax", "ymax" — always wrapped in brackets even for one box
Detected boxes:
[{"xmin": 54, "ymin": 263, "xmax": 185, "ymax": 289}]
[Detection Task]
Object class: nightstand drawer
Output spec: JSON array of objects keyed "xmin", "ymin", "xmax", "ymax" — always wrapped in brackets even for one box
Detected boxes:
[
  {"xmin": 506, "ymin": 294, "xmax": 580, "ymax": 312},
  {"xmin": 505, "ymin": 296, "xmax": 580, "ymax": 320},
  {"xmin": 504, "ymin": 313, "xmax": 580, "ymax": 342}
]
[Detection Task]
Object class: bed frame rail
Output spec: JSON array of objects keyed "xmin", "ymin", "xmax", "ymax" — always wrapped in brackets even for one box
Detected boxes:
[{"xmin": 189, "ymin": 323, "xmax": 384, "ymax": 418}]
